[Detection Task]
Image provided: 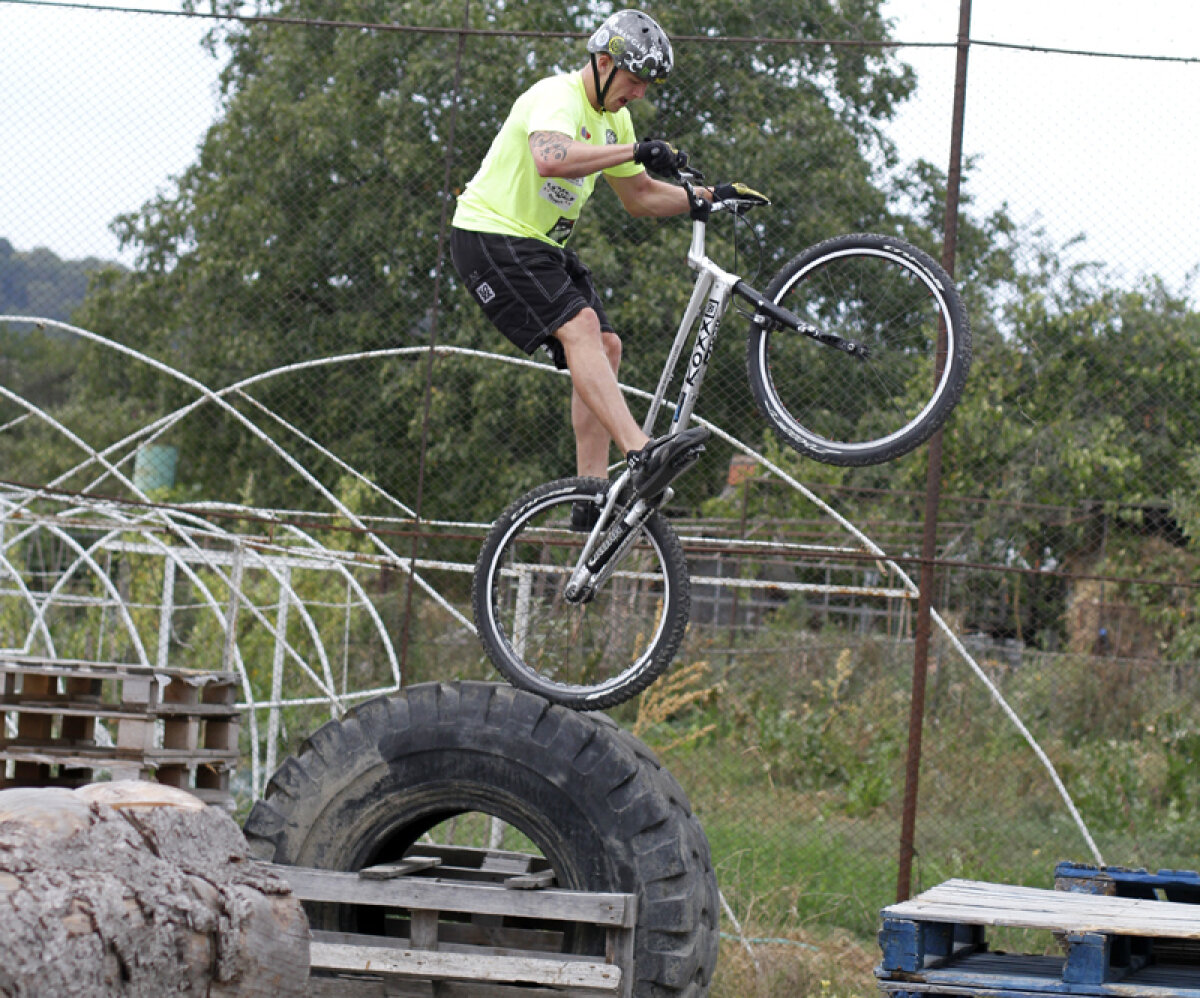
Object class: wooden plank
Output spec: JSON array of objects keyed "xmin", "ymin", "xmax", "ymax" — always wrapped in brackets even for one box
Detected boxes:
[
  {"xmin": 308, "ymin": 941, "xmax": 622, "ymax": 992},
  {"xmin": 280, "ymin": 868, "xmax": 637, "ymax": 928},
  {"xmin": 606, "ymin": 921, "xmax": 635, "ymax": 998},
  {"xmin": 307, "ymin": 975, "xmax": 428, "ymax": 998},
  {"xmin": 0, "ymin": 655, "xmax": 237, "ymax": 684},
  {"xmin": 883, "ymin": 879, "xmax": 1200, "ymax": 939},
  {"xmin": 410, "ymin": 844, "xmax": 554, "ymax": 880},
  {"xmin": 410, "ymin": 910, "xmax": 439, "ymax": 950},
  {"xmin": 877, "ymin": 948, "xmax": 1200, "ymax": 996},
  {"xmin": 360, "ymin": 858, "xmax": 443, "ymax": 880},
  {"xmin": 307, "ymin": 973, "xmax": 578, "ymax": 997},
  {"xmin": 505, "ymin": 870, "xmax": 557, "ymax": 891},
  {"xmin": 0, "ymin": 742, "xmax": 239, "ymax": 769},
  {"xmin": 311, "ymin": 927, "xmax": 568, "ymax": 958},
  {"xmin": 1055, "ymin": 863, "xmax": 1200, "ymax": 905},
  {"xmin": 481, "ymin": 852, "xmax": 533, "ymax": 875},
  {"xmin": 0, "ymin": 698, "xmax": 238, "ymax": 720}
]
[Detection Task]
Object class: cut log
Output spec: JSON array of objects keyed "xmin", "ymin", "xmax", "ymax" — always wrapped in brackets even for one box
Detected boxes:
[{"xmin": 0, "ymin": 781, "xmax": 309, "ymax": 997}]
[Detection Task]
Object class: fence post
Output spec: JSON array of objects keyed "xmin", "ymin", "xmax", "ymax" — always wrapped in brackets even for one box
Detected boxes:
[{"xmin": 897, "ymin": 0, "xmax": 973, "ymax": 903}]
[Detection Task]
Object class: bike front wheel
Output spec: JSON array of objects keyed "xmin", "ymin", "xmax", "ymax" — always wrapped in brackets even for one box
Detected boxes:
[
  {"xmin": 472, "ymin": 477, "xmax": 690, "ymax": 711},
  {"xmin": 747, "ymin": 233, "xmax": 971, "ymax": 466}
]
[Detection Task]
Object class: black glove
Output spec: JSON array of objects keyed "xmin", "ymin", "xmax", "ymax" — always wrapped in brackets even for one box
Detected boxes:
[
  {"xmin": 712, "ymin": 182, "xmax": 771, "ymax": 213},
  {"xmin": 633, "ymin": 139, "xmax": 688, "ymax": 177}
]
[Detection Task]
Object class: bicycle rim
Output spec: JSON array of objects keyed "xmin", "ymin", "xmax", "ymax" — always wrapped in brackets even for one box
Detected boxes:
[
  {"xmin": 474, "ymin": 479, "xmax": 688, "ymax": 710},
  {"xmin": 752, "ymin": 235, "xmax": 970, "ymax": 466}
]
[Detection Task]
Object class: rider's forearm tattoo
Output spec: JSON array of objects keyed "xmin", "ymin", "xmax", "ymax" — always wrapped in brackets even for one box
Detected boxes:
[{"xmin": 531, "ymin": 131, "xmax": 571, "ymax": 165}]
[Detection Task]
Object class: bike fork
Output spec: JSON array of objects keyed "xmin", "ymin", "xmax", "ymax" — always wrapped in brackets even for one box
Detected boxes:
[{"xmin": 563, "ymin": 472, "xmax": 668, "ymax": 604}]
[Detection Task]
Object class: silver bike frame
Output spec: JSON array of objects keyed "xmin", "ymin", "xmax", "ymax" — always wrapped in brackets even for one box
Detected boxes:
[
  {"xmin": 562, "ymin": 204, "xmax": 742, "ymax": 603},
  {"xmin": 560, "ymin": 179, "xmax": 865, "ymax": 604},
  {"xmin": 642, "ymin": 207, "xmax": 742, "ymax": 439}
]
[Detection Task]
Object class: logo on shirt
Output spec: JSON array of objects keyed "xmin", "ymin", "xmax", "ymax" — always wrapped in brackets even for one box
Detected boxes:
[
  {"xmin": 539, "ymin": 180, "xmax": 577, "ymax": 211},
  {"xmin": 606, "ymin": 129, "xmax": 617, "ymax": 145},
  {"xmin": 548, "ymin": 218, "xmax": 576, "ymax": 244},
  {"xmin": 581, "ymin": 126, "xmax": 591, "ymax": 140}
]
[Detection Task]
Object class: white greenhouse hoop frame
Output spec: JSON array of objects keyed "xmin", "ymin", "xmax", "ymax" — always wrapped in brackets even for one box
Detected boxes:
[{"xmin": 0, "ymin": 315, "xmax": 1102, "ymax": 864}]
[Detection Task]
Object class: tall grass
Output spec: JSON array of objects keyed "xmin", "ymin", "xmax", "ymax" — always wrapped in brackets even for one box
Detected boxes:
[{"xmin": 626, "ymin": 619, "xmax": 1200, "ymax": 992}]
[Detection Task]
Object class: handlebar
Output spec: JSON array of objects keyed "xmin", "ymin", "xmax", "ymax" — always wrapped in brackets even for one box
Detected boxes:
[
  {"xmin": 673, "ymin": 165, "xmax": 709, "ymax": 222},
  {"xmin": 672, "ymin": 160, "xmax": 767, "ymax": 220},
  {"xmin": 663, "ymin": 155, "xmax": 866, "ymax": 358}
]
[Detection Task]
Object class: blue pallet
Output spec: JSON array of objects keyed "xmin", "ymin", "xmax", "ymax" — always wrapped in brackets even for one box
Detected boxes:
[
  {"xmin": 878, "ymin": 951, "xmax": 1200, "ymax": 996},
  {"xmin": 875, "ymin": 877, "xmax": 1200, "ymax": 997},
  {"xmin": 1055, "ymin": 862, "xmax": 1200, "ymax": 905}
]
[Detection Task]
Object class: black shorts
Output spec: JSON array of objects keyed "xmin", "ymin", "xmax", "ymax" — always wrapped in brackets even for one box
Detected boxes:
[{"xmin": 449, "ymin": 227, "xmax": 613, "ymax": 370}]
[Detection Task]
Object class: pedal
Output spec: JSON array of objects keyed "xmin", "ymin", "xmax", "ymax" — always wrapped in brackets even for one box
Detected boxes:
[
  {"xmin": 635, "ymin": 443, "xmax": 706, "ymax": 499},
  {"xmin": 671, "ymin": 442, "xmax": 706, "ymax": 468}
]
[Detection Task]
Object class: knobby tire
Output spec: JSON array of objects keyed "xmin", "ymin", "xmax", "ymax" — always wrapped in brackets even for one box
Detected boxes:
[{"xmin": 747, "ymin": 232, "xmax": 971, "ymax": 466}]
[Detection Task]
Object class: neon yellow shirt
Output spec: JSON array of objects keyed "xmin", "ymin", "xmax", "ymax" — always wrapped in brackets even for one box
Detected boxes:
[{"xmin": 453, "ymin": 72, "xmax": 643, "ymax": 245}]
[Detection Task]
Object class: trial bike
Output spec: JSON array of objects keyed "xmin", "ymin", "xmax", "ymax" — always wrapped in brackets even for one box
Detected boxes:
[{"xmin": 472, "ymin": 163, "xmax": 971, "ymax": 710}]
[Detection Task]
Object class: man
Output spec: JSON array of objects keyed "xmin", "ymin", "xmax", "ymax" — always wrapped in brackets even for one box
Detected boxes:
[{"xmin": 451, "ymin": 10, "xmax": 757, "ymax": 517}]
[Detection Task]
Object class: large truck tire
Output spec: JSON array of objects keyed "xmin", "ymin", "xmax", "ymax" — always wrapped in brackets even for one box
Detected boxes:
[{"xmin": 243, "ymin": 681, "xmax": 719, "ymax": 997}]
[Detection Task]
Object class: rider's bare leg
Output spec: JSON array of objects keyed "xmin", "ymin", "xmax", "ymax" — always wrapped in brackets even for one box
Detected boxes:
[
  {"xmin": 555, "ymin": 310, "xmax": 649, "ymax": 477},
  {"xmin": 570, "ymin": 330, "xmax": 624, "ymax": 477}
]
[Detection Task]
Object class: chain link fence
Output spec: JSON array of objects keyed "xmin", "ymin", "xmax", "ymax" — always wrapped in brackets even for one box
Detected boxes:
[{"xmin": 4, "ymin": 1, "xmax": 1200, "ymax": 991}]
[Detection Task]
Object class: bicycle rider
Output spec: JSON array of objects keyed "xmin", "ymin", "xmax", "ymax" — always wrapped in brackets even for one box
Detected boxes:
[{"xmin": 450, "ymin": 10, "xmax": 764, "ymax": 526}]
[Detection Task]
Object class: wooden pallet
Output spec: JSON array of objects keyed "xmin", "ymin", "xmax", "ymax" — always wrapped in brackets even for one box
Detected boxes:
[
  {"xmin": 274, "ymin": 844, "xmax": 637, "ymax": 998},
  {"xmin": 0, "ymin": 653, "xmax": 240, "ymax": 807},
  {"xmin": 876, "ymin": 878, "xmax": 1200, "ymax": 996},
  {"xmin": 1055, "ymin": 862, "xmax": 1200, "ymax": 905}
]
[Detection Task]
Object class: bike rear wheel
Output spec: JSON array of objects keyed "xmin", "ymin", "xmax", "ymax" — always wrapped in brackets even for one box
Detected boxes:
[
  {"xmin": 472, "ymin": 477, "xmax": 689, "ymax": 711},
  {"xmin": 747, "ymin": 233, "xmax": 971, "ymax": 466}
]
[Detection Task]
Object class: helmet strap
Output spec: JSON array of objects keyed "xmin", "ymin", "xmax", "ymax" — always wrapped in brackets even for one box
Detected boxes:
[{"xmin": 589, "ymin": 53, "xmax": 619, "ymax": 112}]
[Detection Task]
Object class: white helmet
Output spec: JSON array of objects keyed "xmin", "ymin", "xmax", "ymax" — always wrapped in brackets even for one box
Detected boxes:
[{"xmin": 587, "ymin": 10, "xmax": 674, "ymax": 84}]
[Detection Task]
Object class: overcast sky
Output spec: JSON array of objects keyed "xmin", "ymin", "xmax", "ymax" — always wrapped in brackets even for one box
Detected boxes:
[
  {"xmin": 883, "ymin": 0, "xmax": 1200, "ymax": 292},
  {"xmin": 3, "ymin": 0, "xmax": 1198, "ymax": 290}
]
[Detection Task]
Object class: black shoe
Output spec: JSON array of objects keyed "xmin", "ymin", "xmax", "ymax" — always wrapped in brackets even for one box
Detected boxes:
[
  {"xmin": 626, "ymin": 427, "xmax": 710, "ymax": 499},
  {"xmin": 570, "ymin": 499, "xmax": 601, "ymax": 533}
]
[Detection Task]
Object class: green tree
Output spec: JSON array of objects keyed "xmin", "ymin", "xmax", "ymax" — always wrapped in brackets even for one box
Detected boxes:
[
  {"xmin": 75, "ymin": 0, "xmax": 921, "ymax": 518},
  {"xmin": 0, "ymin": 239, "xmax": 117, "ymax": 324},
  {"xmin": 0, "ymin": 240, "xmax": 137, "ymax": 487}
]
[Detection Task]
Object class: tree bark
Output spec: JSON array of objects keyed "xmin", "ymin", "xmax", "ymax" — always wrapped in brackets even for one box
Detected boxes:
[{"xmin": 0, "ymin": 781, "xmax": 309, "ymax": 997}]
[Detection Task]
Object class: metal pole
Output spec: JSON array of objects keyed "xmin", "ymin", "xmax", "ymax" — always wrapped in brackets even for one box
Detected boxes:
[
  {"xmin": 221, "ymin": 541, "xmax": 245, "ymax": 676},
  {"xmin": 266, "ymin": 566, "xmax": 291, "ymax": 780},
  {"xmin": 157, "ymin": 558, "xmax": 175, "ymax": 671},
  {"xmin": 896, "ymin": 0, "xmax": 972, "ymax": 903}
]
